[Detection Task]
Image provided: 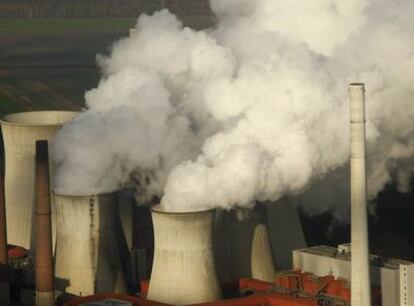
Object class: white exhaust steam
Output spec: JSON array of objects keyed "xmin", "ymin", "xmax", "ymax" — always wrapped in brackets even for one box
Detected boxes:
[{"xmin": 53, "ymin": 0, "xmax": 414, "ymax": 213}]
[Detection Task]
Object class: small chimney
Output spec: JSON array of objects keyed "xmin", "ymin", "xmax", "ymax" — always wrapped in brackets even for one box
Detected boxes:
[
  {"xmin": 35, "ymin": 140, "xmax": 54, "ymax": 306},
  {"xmin": 147, "ymin": 206, "xmax": 222, "ymax": 305},
  {"xmin": 349, "ymin": 83, "xmax": 371, "ymax": 306}
]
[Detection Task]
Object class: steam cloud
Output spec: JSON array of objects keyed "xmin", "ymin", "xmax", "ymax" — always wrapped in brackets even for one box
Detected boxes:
[{"xmin": 53, "ymin": 0, "xmax": 414, "ymax": 213}]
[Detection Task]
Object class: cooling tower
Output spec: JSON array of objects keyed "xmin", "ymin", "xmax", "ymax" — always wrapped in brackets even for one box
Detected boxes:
[
  {"xmin": 147, "ymin": 206, "xmax": 222, "ymax": 305},
  {"xmin": 214, "ymin": 205, "xmax": 276, "ymax": 283},
  {"xmin": 251, "ymin": 223, "xmax": 276, "ymax": 282},
  {"xmin": 266, "ymin": 199, "xmax": 306, "ymax": 270},
  {"xmin": 0, "ymin": 139, "xmax": 7, "ymax": 265},
  {"xmin": 117, "ymin": 189, "xmax": 134, "ymax": 250},
  {"xmin": 349, "ymin": 83, "xmax": 371, "ymax": 306},
  {"xmin": 0, "ymin": 111, "xmax": 77, "ymax": 250},
  {"xmin": 250, "ymin": 205, "xmax": 276, "ymax": 281},
  {"xmin": 54, "ymin": 192, "xmax": 126, "ymax": 296}
]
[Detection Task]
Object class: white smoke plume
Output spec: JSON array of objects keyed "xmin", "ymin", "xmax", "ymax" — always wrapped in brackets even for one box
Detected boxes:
[{"xmin": 53, "ymin": 0, "xmax": 414, "ymax": 213}]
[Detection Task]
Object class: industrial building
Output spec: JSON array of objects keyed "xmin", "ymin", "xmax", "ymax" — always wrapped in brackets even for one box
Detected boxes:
[
  {"xmin": 294, "ymin": 244, "xmax": 414, "ymax": 306},
  {"xmin": 0, "ymin": 84, "xmax": 413, "ymax": 306}
]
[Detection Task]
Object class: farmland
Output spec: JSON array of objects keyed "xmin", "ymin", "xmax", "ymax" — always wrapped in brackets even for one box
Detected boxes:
[{"xmin": 0, "ymin": 16, "xmax": 213, "ymax": 115}]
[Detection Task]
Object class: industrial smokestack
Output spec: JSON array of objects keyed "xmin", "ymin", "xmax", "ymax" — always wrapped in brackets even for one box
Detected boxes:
[
  {"xmin": 349, "ymin": 83, "xmax": 371, "ymax": 306},
  {"xmin": 147, "ymin": 206, "xmax": 222, "ymax": 305},
  {"xmin": 54, "ymin": 192, "xmax": 126, "ymax": 296},
  {"xmin": 0, "ymin": 111, "xmax": 77, "ymax": 250},
  {"xmin": 35, "ymin": 140, "xmax": 54, "ymax": 306}
]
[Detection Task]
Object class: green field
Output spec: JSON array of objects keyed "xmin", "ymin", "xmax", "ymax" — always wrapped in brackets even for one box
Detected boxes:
[{"xmin": 0, "ymin": 16, "xmax": 213, "ymax": 116}]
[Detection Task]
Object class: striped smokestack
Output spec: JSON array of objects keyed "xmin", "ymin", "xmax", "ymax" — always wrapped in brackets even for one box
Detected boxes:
[
  {"xmin": 35, "ymin": 140, "xmax": 54, "ymax": 306},
  {"xmin": 349, "ymin": 83, "xmax": 371, "ymax": 306}
]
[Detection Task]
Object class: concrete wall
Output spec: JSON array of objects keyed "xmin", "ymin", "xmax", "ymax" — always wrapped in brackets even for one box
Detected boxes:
[
  {"xmin": 400, "ymin": 264, "xmax": 414, "ymax": 306},
  {"xmin": 293, "ymin": 246, "xmax": 412, "ymax": 306},
  {"xmin": 381, "ymin": 267, "xmax": 400, "ymax": 306}
]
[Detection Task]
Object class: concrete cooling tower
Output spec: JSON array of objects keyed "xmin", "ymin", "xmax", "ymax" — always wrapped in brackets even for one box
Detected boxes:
[
  {"xmin": 214, "ymin": 205, "xmax": 276, "ymax": 283},
  {"xmin": 147, "ymin": 206, "xmax": 222, "ymax": 305},
  {"xmin": 0, "ymin": 140, "xmax": 7, "ymax": 265},
  {"xmin": 117, "ymin": 188, "xmax": 134, "ymax": 251},
  {"xmin": 54, "ymin": 192, "xmax": 126, "ymax": 296},
  {"xmin": 251, "ymin": 223, "xmax": 276, "ymax": 282},
  {"xmin": 0, "ymin": 111, "xmax": 77, "ymax": 250}
]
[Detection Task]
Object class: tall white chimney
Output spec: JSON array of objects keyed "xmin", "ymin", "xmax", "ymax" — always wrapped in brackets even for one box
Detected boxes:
[
  {"xmin": 349, "ymin": 83, "xmax": 371, "ymax": 306},
  {"xmin": 0, "ymin": 111, "xmax": 77, "ymax": 250},
  {"xmin": 54, "ymin": 192, "xmax": 126, "ymax": 296},
  {"xmin": 147, "ymin": 206, "xmax": 222, "ymax": 305}
]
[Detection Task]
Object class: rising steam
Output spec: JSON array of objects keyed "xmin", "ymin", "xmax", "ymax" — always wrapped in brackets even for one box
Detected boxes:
[{"xmin": 53, "ymin": 0, "xmax": 414, "ymax": 213}]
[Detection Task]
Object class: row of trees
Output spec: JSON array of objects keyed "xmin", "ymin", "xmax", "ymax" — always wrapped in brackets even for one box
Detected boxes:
[{"xmin": 0, "ymin": 0, "xmax": 211, "ymax": 18}]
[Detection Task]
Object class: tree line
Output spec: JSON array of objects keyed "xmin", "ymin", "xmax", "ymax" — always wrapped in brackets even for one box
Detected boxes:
[{"xmin": 0, "ymin": 0, "xmax": 211, "ymax": 18}]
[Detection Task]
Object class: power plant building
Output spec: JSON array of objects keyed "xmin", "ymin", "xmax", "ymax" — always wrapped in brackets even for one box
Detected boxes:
[{"xmin": 293, "ymin": 244, "xmax": 414, "ymax": 306}]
